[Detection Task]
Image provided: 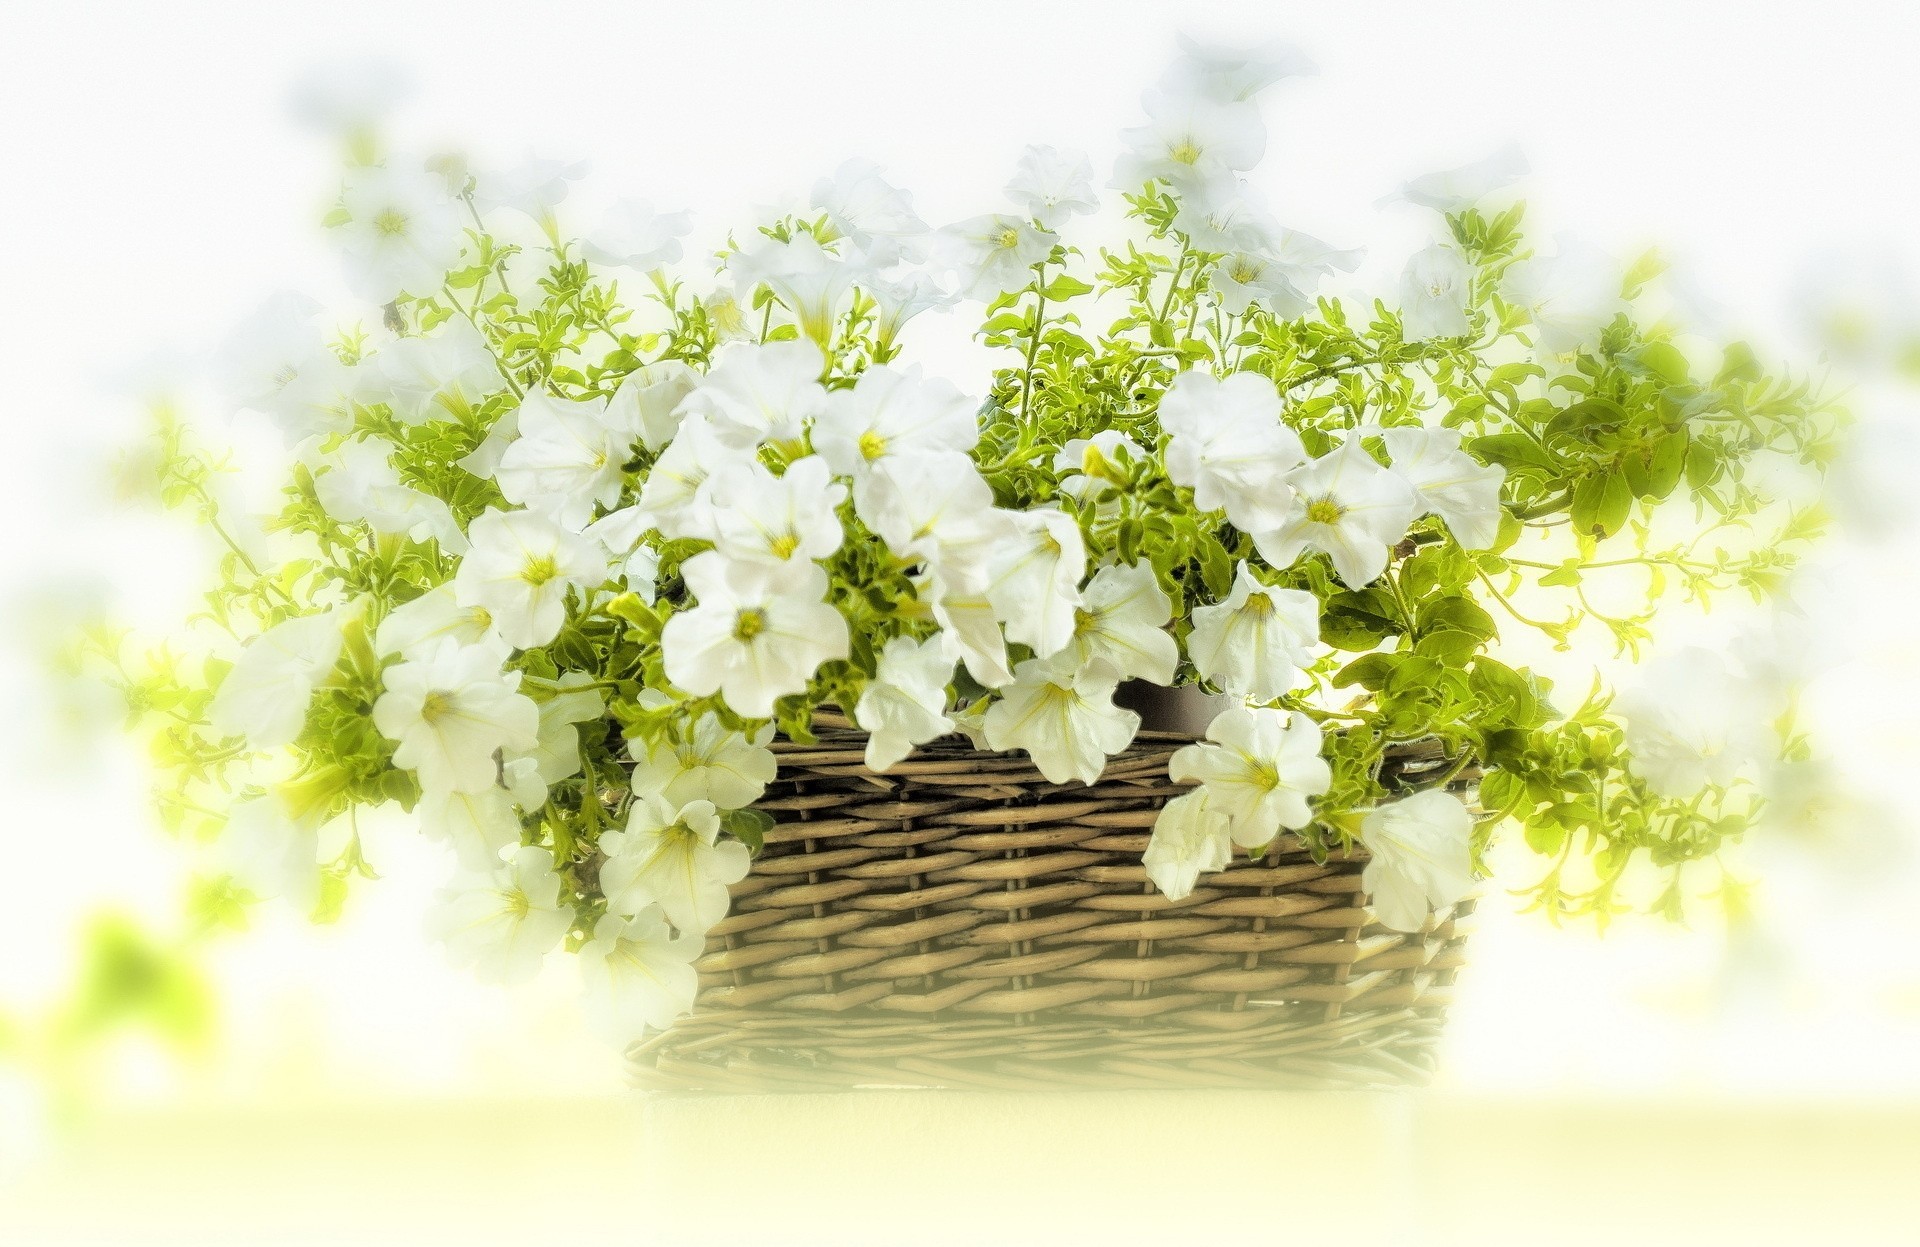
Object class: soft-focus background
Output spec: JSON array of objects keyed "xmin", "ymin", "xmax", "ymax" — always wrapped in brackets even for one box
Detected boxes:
[{"xmin": 3, "ymin": 2, "xmax": 1918, "ymax": 1243}]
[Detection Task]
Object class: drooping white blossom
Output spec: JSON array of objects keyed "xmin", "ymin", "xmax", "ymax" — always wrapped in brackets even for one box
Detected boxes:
[
  {"xmin": 315, "ymin": 437, "xmax": 466, "ymax": 551},
  {"xmin": 659, "ymin": 552, "xmax": 850, "ymax": 719},
  {"xmin": 415, "ymin": 784, "xmax": 521, "ymax": 872},
  {"xmin": 1397, "ymin": 243, "xmax": 1475, "ymax": 340},
  {"xmin": 1142, "ymin": 788, "xmax": 1234, "ymax": 901},
  {"xmin": 216, "ymin": 292, "xmax": 372, "ymax": 442},
  {"xmin": 576, "ymin": 910, "xmax": 703, "ymax": 1045},
  {"xmin": 1388, "ymin": 144, "xmax": 1529, "ymax": 214},
  {"xmin": 810, "ymin": 158, "xmax": 929, "ymax": 266},
  {"xmin": 1005, "ymin": 145, "xmax": 1099, "ymax": 229},
  {"xmin": 472, "ymin": 154, "xmax": 590, "ymax": 237},
  {"xmin": 630, "ymin": 704, "xmax": 778, "ymax": 811},
  {"xmin": 983, "ymin": 656, "xmax": 1140, "ymax": 786},
  {"xmin": 1169, "ymin": 707, "xmax": 1330, "ymax": 849},
  {"xmin": 580, "ymin": 199, "xmax": 693, "ymax": 270},
  {"xmin": 1173, "ymin": 172, "xmax": 1280, "ymax": 254},
  {"xmin": 1253, "ymin": 442, "xmax": 1421, "ymax": 588},
  {"xmin": 426, "ymin": 845, "xmax": 574, "ymax": 985},
  {"xmin": 1359, "ymin": 790, "xmax": 1477, "ymax": 933},
  {"xmin": 1114, "ymin": 86, "xmax": 1265, "ymax": 191},
  {"xmin": 985, "ymin": 508, "xmax": 1086, "ymax": 658},
  {"xmin": 706, "ymin": 455, "xmax": 846, "ymax": 567},
  {"xmin": 854, "ymin": 634, "xmax": 956, "ymax": 771},
  {"xmin": 286, "ymin": 57, "xmax": 411, "ymax": 142},
  {"xmin": 604, "ymin": 360, "xmax": 698, "ymax": 452},
  {"xmin": 1186, "ymin": 562, "xmax": 1320, "ymax": 701},
  {"xmin": 598, "ymin": 794, "xmax": 749, "ymax": 933},
  {"xmin": 934, "ymin": 215, "xmax": 1057, "ymax": 301},
  {"xmin": 814, "ymin": 366, "xmax": 979, "ymax": 487},
  {"xmin": 453, "ymin": 509, "xmax": 608, "ymax": 649},
  {"xmin": 727, "ymin": 233, "xmax": 859, "ymax": 347},
  {"xmin": 1065, "ymin": 562, "xmax": 1179, "ymax": 686},
  {"xmin": 215, "ymin": 792, "xmax": 324, "ymax": 910},
  {"xmin": 1158, "ymin": 370, "xmax": 1308, "ymax": 532},
  {"xmin": 679, "ymin": 339, "xmax": 828, "ymax": 451},
  {"xmin": 1502, "ymin": 239, "xmax": 1626, "ymax": 361},
  {"xmin": 374, "ymin": 584, "xmax": 509, "ymax": 662},
  {"xmin": 372, "ymin": 638, "xmax": 539, "ymax": 794},
  {"xmin": 506, "ymin": 672, "xmax": 606, "ymax": 799},
  {"xmin": 209, "ymin": 608, "xmax": 348, "ymax": 749},
  {"xmin": 375, "ymin": 318, "xmax": 502, "ymax": 423},
  {"xmin": 494, "ymin": 391, "xmax": 633, "ymax": 530},
  {"xmin": 1382, "ymin": 426, "xmax": 1506, "ymax": 550},
  {"xmin": 1615, "ymin": 648, "xmax": 1775, "ymax": 799},
  {"xmin": 864, "ymin": 271, "xmax": 956, "ymax": 349},
  {"xmin": 335, "ymin": 163, "xmax": 465, "ymax": 303}
]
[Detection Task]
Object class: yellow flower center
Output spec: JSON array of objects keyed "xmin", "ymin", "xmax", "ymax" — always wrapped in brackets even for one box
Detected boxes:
[
  {"xmin": 1168, "ymin": 138, "xmax": 1202, "ymax": 165},
  {"xmin": 1305, "ymin": 497, "xmax": 1344, "ymax": 525},
  {"xmin": 1243, "ymin": 591, "xmax": 1275, "ymax": 618},
  {"xmin": 500, "ymin": 887, "xmax": 531, "ymax": 919},
  {"xmin": 768, "ymin": 532, "xmax": 801, "ymax": 560},
  {"xmin": 733, "ymin": 607, "xmax": 768, "ymax": 642},
  {"xmin": 857, "ymin": 429, "xmax": 889, "ymax": 461},
  {"xmin": 521, "ymin": 555, "xmax": 561, "ymax": 587},
  {"xmin": 994, "ymin": 226, "xmax": 1023, "ymax": 250},
  {"xmin": 1073, "ymin": 606, "xmax": 1097, "ymax": 635},
  {"xmin": 1230, "ymin": 260, "xmax": 1262, "ymax": 283},
  {"xmin": 372, "ymin": 207, "xmax": 410, "ymax": 237},
  {"xmin": 420, "ymin": 690, "xmax": 455, "ymax": 724}
]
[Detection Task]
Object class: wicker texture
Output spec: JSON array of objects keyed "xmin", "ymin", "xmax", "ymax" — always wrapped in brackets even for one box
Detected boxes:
[{"xmin": 630, "ymin": 725, "xmax": 1473, "ymax": 1092}]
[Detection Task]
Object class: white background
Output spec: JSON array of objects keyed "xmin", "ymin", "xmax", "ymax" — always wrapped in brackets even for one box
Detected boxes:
[{"xmin": 2, "ymin": 0, "xmax": 1918, "ymax": 1110}]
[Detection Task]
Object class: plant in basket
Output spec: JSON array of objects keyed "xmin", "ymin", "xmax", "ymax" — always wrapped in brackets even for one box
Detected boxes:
[{"xmin": 98, "ymin": 38, "xmax": 1841, "ymax": 1089}]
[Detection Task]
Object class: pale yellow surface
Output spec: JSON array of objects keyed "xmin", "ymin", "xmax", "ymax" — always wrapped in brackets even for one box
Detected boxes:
[{"xmin": 3, "ymin": 1092, "xmax": 1916, "ymax": 1246}]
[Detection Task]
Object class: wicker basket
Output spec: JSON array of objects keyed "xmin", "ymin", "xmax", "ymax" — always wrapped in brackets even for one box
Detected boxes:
[{"xmin": 629, "ymin": 721, "xmax": 1474, "ymax": 1092}]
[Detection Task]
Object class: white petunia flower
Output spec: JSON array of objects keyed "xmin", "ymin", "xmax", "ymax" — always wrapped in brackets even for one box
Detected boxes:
[
  {"xmin": 375, "ymin": 584, "xmax": 509, "ymax": 662},
  {"xmin": 706, "ymin": 455, "xmax": 846, "ymax": 567},
  {"xmin": 315, "ymin": 437, "xmax": 466, "ymax": 551},
  {"xmin": 494, "ymin": 391, "xmax": 633, "ymax": 531},
  {"xmin": 983, "ymin": 656, "xmax": 1140, "ymax": 786},
  {"xmin": 1158, "ymin": 370, "xmax": 1308, "ymax": 532},
  {"xmin": 426, "ymin": 845, "xmax": 574, "ymax": 985},
  {"xmin": 1269, "ymin": 228, "xmax": 1365, "ymax": 284},
  {"xmin": 1501, "ymin": 238, "xmax": 1625, "ymax": 362},
  {"xmin": 1359, "ymin": 790, "xmax": 1476, "ymax": 932},
  {"xmin": 864, "ymin": 271, "xmax": 956, "ymax": 350},
  {"xmin": 1053, "ymin": 430, "xmax": 1145, "ymax": 507},
  {"xmin": 580, "ymin": 198, "xmax": 692, "ymax": 270},
  {"xmin": 1382, "ymin": 426, "xmax": 1506, "ymax": 549},
  {"xmin": 576, "ymin": 910, "xmax": 703, "ymax": 1044},
  {"xmin": 375, "ymin": 318, "xmax": 502, "ymax": 423},
  {"xmin": 985, "ymin": 508, "xmax": 1086, "ymax": 658},
  {"xmin": 472, "ymin": 154, "xmax": 590, "ymax": 238},
  {"xmin": 372, "ymin": 638, "xmax": 539, "ymax": 794},
  {"xmin": 1187, "ymin": 562, "xmax": 1320, "ymax": 701},
  {"xmin": 814, "ymin": 365, "xmax": 979, "ymax": 487},
  {"xmin": 727, "ymin": 233, "xmax": 859, "ymax": 347},
  {"xmin": 216, "ymin": 293, "xmax": 372, "ymax": 442},
  {"xmin": 1169, "ymin": 708, "xmax": 1330, "ymax": 849},
  {"xmin": 598, "ymin": 795, "xmax": 749, "ymax": 933},
  {"xmin": 335, "ymin": 163, "xmax": 465, "ymax": 304},
  {"xmin": 582, "ymin": 505, "xmax": 661, "ymax": 592},
  {"xmin": 1166, "ymin": 34, "xmax": 1317, "ymax": 102},
  {"xmin": 934, "ymin": 214, "xmax": 1057, "ymax": 301},
  {"xmin": 209, "ymin": 608, "xmax": 347, "ymax": 749},
  {"xmin": 1615, "ymin": 648, "xmax": 1775, "ymax": 799},
  {"xmin": 810, "ymin": 158, "xmax": 929, "ymax": 266},
  {"xmin": 1005, "ymin": 145, "xmax": 1099, "ymax": 229},
  {"xmin": 1173, "ymin": 172, "xmax": 1279, "ymax": 254},
  {"xmin": 854, "ymin": 634, "xmax": 955, "ymax": 771},
  {"xmin": 1208, "ymin": 252, "xmax": 1311, "ymax": 318},
  {"xmin": 1066, "ymin": 562, "xmax": 1179, "ymax": 686},
  {"xmin": 512, "ymin": 672, "xmax": 606, "ymax": 789},
  {"xmin": 679, "ymin": 339, "xmax": 827, "ymax": 452},
  {"xmin": 1142, "ymin": 788, "xmax": 1234, "ymax": 901},
  {"xmin": 605, "ymin": 360, "xmax": 699, "ymax": 452},
  {"xmin": 921, "ymin": 558, "xmax": 1014, "ymax": 690},
  {"xmin": 1387, "ymin": 143, "xmax": 1529, "ymax": 214},
  {"xmin": 416, "ymin": 784, "xmax": 521, "ymax": 872},
  {"xmin": 215, "ymin": 792, "xmax": 324, "ymax": 910},
  {"xmin": 660, "ymin": 552, "xmax": 850, "ymax": 719},
  {"xmin": 632, "ymin": 414, "xmax": 751, "ymax": 539},
  {"xmin": 1114, "ymin": 86, "xmax": 1265, "ymax": 191},
  {"xmin": 1398, "ymin": 243, "xmax": 1476, "ymax": 340},
  {"xmin": 453, "ymin": 509, "xmax": 607, "ymax": 649},
  {"xmin": 856, "ymin": 451, "xmax": 1005, "ymax": 568},
  {"xmin": 630, "ymin": 705, "xmax": 778, "ymax": 811},
  {"xmin": 1253, "ymin": 442, "xmax": 1421, "ymax": 588}
]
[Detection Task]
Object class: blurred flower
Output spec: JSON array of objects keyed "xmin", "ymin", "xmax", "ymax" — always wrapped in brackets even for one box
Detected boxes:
[
  {"xmin": 577, "ymin": 910, "xmax": 702, "ymax": 1043},
  {"xmin": 1360, "ymin": 790, "xmax": 1476, "ymax": 932},
  {"xmin": 580, "ymin": 198, "xmax": 693, "ymax": 271},
  {"xmin": 1114, "ymin": 86, "xmax": 1265, "ymax": 190},
  {"xmin": 726, "ymin": 233, "xmax": 859, "ymax": 347},
  {"xmin": 315, "ymin": 437, "xmax": 467, "ymax": 551},
  {"xmin": 208, "ymin": 607, "xmax": 348, "ymax": 749},
  {"xmin": 335, "ymin": 163, "xmax": 466, "ymax": 304},
  {"xmin": 1615, "ymin": 647, "xmax": 1776, "ymax": 799},
  {"xmin": 416, "ymin": 784, "xmax": 521, "ymax": 872},
  {"xmin": 375, "ymin": 318, "xmax": 503, "ymax": 423},
  {"xmin": 810, "ymin": 158, "xmax": 929, "ymax": 266},
  {"xmin": 1397, "ymin": 242, "xmax": 1475, "ymax": 340},
  {"xmin": 214, "ymin": 792, "xmax": 323, "ymax": 909},
  {"xmin": 1005, "ymin": 145, "xmax": 1099, "ymax": 229},
  {"xmin": 1384, "ymin": 143, "xmax": 1529, "ymax": 213},
  {"xmin": 934, "ymin": 214, "xmax": 1057, "ymax": 300},
  {"xmin": 426, "ymin": 846, "xmax": 573, "ymax": 985},
  {"xmin": 864, "ymin": 270, "xmax": 956, "ymax": 350},
  {"xmin": 1502, "ymin": 238, "xmax": 1625, "ymax": 361},
  {"xmin": 472, "ymin": 154, "xmax": 591, "ymax": 238},
  {"xmin": 1165, "ymin": 34, "xmax": 1316, "ymax": 102}
]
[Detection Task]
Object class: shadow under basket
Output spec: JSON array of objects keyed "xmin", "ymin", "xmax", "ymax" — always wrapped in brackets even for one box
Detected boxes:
[{"xmin": 629, "ymin": 726, "xmax": 1474, "ymax": 1093}]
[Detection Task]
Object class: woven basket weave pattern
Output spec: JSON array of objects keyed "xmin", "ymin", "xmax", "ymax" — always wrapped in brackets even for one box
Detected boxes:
[{"xmin": 630, "ymin": 727, "xmax": 1472, "ymax": 1091}]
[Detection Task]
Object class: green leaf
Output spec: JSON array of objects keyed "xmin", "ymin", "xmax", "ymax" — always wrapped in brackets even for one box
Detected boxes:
[
  {"xmin": 1570, "ymin": 471, "xmax": 1632, "ymax": 539},
  {"xmin": 1470, "ymin": 433, "xmax": 1556, "ymax": 472},
  {"xmin": 1040, "ymin": 275, "xmax": 1095, "ymax": 301}
]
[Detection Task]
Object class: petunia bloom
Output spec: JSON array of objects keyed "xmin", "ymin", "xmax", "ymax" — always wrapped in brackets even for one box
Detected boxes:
[
  {"xmin": 659, "ymin": 552, "xmax": 850, "ymax": 719},
  {"xmin": 983, "ymin": 656, "xmax": 1140, "ymax": 786},
  {"xmin": 1186, "ymin": 562, "xmax": 1320, "ymax": 702},
  {"xmin": 1170, "ymin": 707, "xmax": 1330, "ymax": 850},
  {"xmin": 854, "ymin": 634, "xmax": 956, "ymax": 771},
  {"xmin": 597, "ymin": 795, "xmax": 750, "ymax": 933},
  {"xmin": 1359, "ymin": 790, "xmax": 1476, "ymax": 933}
]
